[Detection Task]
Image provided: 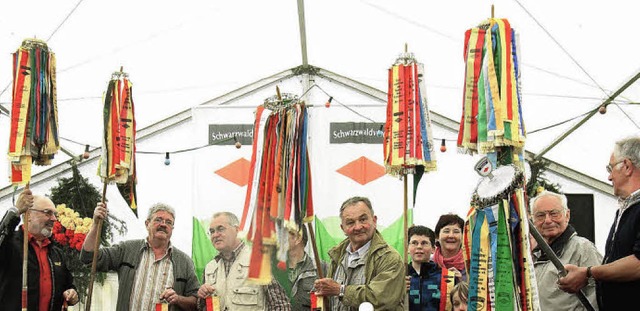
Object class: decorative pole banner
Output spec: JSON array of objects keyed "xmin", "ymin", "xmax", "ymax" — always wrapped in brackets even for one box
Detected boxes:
[
  {"xmin": 98, "ymin": 69, "xmax": 138, "ymax": 216},
  {"xmin": 457, "ymin": 17, "xmax": 526, "ymax": 157},
  {"xmin": 241, "ymin": 89, "xmax": 314, "ymax": 285},
  {"xmin": 459, "ymin": 12, "xmax": 540, "ymax": 311},
  {"xmin": 383, "ymin": 47, "xmax": 437, "ymax": 270},
  {"xmin": 383, "ymin": 49, "xmax": 437, "ymax": 176},
  {"xmin": 7, "ymin": 38, "xmax": 59, "ymax": 311},
  {"xmin": 8, "ymin": 38, "xmax": 59, "ymax": 185},
  {"xmin": 88, "ymin": 68, "xmax": 137, "ymax": 310}
]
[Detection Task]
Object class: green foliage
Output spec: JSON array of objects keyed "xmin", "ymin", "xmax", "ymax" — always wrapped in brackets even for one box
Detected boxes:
[
  {"xmin": 526, "ymin": 158, "xmax": 561, "ymax": 197},
  {"xmin": 48, "ymin": 163, "xmax": 127, "ymax": 303}
]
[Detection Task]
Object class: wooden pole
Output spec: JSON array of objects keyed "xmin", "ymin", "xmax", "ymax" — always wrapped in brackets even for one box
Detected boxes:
[
  {"xmin": 306, "ymin": 220, "xmax": 326, "ymax": 309},
  {"xmin": 85, "ymin": 182, "xmax": 107, "ymax": 311},
  {"xmin": 403, "ymin": 175, "xmax": 408, "ymax": 271},
  {"xmin": 21, "ymin": 183, "xmax": 30, "ymax": 311}
]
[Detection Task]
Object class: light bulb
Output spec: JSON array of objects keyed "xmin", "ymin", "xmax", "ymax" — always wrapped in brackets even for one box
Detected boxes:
[
  {"xmin": 164, "ymin": 152, "xmax": 171, "ymax": 165},
  {"xmin": 325, "ymin": 96, "xmax": 333, "ymax": 108},
  {"xmin": 440, "ymin": 139, "xmax": 447, "ymax": 152},
  {"xmin": 82, "ymin": 144, "xmax": 90, "ymax": 159},
  {"xmin": 598, "ymin": 105, "xmax": 607, "ymax": 114}
]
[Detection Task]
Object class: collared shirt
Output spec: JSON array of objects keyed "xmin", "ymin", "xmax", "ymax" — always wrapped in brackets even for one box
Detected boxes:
[
  {"xmin": 216, "ymin": 242, "xmax": 245, "ymax": 277},
  {"xmin": 30, "ymin": 234, "xmax": 52, "ymax": 311},
  {"xmin": 346, "ymin": 240, "xmax": 371, "ymax": 265},
  {"xmin": 214, "ymin": 242, "xmax": 291, "ymax": 310},
  {"xmin": 129, "ymin": 241, "xmax": 174, "ymax": 311},
  {"xmin": 331, "ymin": 240, "xmax": 372, "ymax": 311},
  {"xmin": 288, "ymin": 252, "xmax": 309, "ymax": 284}
]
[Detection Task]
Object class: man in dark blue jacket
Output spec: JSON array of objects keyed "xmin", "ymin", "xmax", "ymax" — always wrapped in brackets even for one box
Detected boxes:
[
  {"xmin": 0, "ymin": 189, "xmax": 78, "ymax": 310},
  {"xmin": 559, "ymin": 136, "xmax": 640, "ymax": 310}
]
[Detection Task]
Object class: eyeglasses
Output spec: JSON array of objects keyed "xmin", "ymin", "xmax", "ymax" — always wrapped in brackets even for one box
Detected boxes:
[
  {"xmin": 533, "ymin": 209, "xmax": 564, "ymax": 222},
  {"xmin": 208, "ymin": 225, "xmax": 228, "ymax": 235},
  {"xmin": 152, "ymin": 217, "xmax": 174, "ymax": 227},
  {"xmin": 29, "ymin": 208, "xmax": 58, "ymax": 218},
  {"xmin": 606, "ymin": 160, "xmax": 625, "ymax": 174}
]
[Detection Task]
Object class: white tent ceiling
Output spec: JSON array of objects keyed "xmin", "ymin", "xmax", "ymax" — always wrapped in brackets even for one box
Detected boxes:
[{"xmin": 1, "ymin": 0, "xmax": 639, "ymax": 188}]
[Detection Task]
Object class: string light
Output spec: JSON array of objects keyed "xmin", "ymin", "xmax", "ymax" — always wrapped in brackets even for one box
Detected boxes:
[
  {"xmin": 598, "ymin": 104, "xmax": 607, "ymax": 114},
  {"xmin": 234, "ymin": 135, "xmax": 241, "ymax": 149},
  {"xmin": 164, "ymin": 152, "xmax": 171, "ymax": 166},
  {"xmin": 82, "ymin": 144, "xmax": 90, "ymax": 159},
  {"xmin": 325, "ymin": 96, "xmax": 333, "ymax": 108},
  {"xmin": 440, "ymin": 139, "xmax": 447, "ymax": 152},
  {"xmin": 377, "ymin": 124, "xmax": 384, "ymax": 137}
]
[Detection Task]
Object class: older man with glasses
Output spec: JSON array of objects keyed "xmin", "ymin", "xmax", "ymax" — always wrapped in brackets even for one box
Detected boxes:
[
  {"xmin": 197, "ymin": 211, "xmax": 291, "ymax": 310},
  {"xmin": 82, "ymin": 202, "xmax": 200, "ymax": 311},
  {"xmin": 0, "ymin": 189, "xmax": 80, "ymax": 310},
  {"xmin": 559, "ymin": 136, "xmax": 640, "ymax": 310},
  {"xmin": 531, "ymin": 191, "xmax": 602, "ymax": 310}
]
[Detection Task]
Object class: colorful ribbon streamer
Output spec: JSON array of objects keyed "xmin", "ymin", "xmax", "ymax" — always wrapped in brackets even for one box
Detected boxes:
[
  {"xmin": 8, "ymin": 39, "xmax": 59, "ymax": 185},
  {"xmin": 457, "ymin": 18, "xmax": 526, "ymax": 155},
  {"xmin": 383, "ymin": 56, "xmax": 437, "ymax": 176},
  {"xmin": 98, "ymin": 72, "xmax": 138, "ymax": 216},
  {"xmin": 241, "ymin": 96, "xmax": 314, "ymax": 284}
]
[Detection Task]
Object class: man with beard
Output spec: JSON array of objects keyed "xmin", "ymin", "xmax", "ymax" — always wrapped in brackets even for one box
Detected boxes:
[
  {"xmin": 314, "ymin": 196, "xmax": 405, "ymax": 310},
  {"xmin": 0, "ymin": 189, "xmax": 79, "ymax": 310},
  {"xmin": 531, "ymin": 191, "xmax": 601, "ymax": 310},
  {"xmin": 559, "ymin": 137, "xmax": 640, "ymax": 310},
  {"xmin": 82, "ymin": 202, "xmax": 199, "ymax": 311}
]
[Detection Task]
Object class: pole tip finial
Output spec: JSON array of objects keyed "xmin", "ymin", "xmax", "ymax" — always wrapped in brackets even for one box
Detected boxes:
[{"xmin": 491, "ymin": 4, "xmax": 495, "ymax": 18}]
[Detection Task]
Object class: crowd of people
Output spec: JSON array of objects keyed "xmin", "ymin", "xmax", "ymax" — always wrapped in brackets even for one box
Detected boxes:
[{"xmin": 1, "ymin": 136, "xmax": 639, "ymax": 310}]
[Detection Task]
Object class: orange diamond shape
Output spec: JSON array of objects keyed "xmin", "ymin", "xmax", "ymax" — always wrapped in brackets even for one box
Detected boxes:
[
  {"xmin": 336, "ymin": 156, "xmax": 386, "ymax": 185},
  {"xmin": 215, "ymin": 158, "xmax": 251, "ymax": 187}
]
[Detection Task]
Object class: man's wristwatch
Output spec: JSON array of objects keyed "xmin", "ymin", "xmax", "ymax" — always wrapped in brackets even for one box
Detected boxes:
[
  {"xmin": 339, "ymin": 284, "xmax": 345, "ymax": 300},
  {"xmin": 586, "ymin": 266, "xmax": 594, "ymax": 280}
]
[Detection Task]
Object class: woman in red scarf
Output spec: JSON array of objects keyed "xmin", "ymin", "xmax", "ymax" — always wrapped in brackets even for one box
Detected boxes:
[{"xmin": 433, "ymin": 213, "xmax": 466, "ymax": 281}]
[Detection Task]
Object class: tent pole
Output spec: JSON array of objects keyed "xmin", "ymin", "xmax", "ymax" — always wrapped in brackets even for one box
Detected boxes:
[{"xmin": 534, "ymin": 70, "xmax": 640, "ymax": 160}]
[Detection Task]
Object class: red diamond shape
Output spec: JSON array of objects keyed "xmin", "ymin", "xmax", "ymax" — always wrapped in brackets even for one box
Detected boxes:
[
  {"xmin": 215, "ymin": 158, "xmax": 251, "ymax": 187},
  {"xmin": 336, "ymin": 156, "xmax": 386, "ymax": 185}
]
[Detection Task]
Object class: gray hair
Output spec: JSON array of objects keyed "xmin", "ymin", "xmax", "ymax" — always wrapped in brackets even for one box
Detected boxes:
[
  {"xmin": 146, "ymin": 203, "xmax": 176, "ymax": 221},
  {"xmin": 212, "ymin": 211, "xmax": 239, "ymax": 227},
  {"xmin": 613, "ymin": 136, "xmax": 640, "ymax": 167},
  {"xmin": 339, "ymin": 196, "xmax": 374, "ymax": 217},
  {"xmin": 530, "ymin": 191, "xmax": 568, "ymax": 212}
]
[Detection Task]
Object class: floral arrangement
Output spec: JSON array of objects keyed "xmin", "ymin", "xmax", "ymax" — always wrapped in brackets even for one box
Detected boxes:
[{"xmin": 52, "ymin": 204, "xmax": 93, "ymax": 251}]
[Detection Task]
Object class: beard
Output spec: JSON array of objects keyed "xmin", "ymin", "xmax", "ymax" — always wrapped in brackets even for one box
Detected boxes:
[
  {"xmin": 40, "ymin": 227, "xmax": 53, "ymax": 238},
  {"xmin": 32, "ymin": 221, "xmax": 54, "ymax": 238}
]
